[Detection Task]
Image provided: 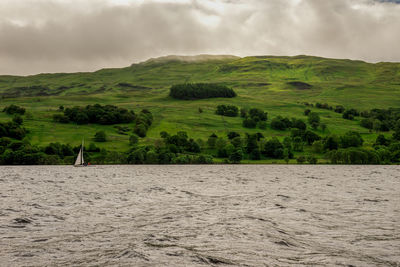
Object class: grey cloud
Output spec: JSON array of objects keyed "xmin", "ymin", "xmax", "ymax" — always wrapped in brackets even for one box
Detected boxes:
[{"xmin": 0, "ymin": 0, "xmax": 399, "ymax": 75}]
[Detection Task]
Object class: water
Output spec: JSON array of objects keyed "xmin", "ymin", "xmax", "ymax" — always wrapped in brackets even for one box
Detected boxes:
[{"xmin": 0, "ymin": 165, "xmax": 399, "ymax": 266}]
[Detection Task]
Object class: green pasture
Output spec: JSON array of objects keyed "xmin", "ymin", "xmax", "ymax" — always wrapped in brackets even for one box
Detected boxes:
[{"xmin": 0, "ymin": 55, "xmax": 398, "ymax": 153}]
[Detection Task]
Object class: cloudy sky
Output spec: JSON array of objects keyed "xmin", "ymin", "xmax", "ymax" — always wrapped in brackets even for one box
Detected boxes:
[{"xmin": 0, "ymin": 0, "xmax": 399, "ymax": 75}]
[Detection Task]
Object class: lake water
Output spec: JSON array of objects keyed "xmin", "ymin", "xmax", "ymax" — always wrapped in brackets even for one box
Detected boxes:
[{"xmin": 0, "ymin": 165, "xmax": 399, "ymax": 266}]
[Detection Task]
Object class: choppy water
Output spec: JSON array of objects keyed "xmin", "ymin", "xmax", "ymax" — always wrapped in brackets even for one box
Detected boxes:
[{"xmin": 0, "ymin": 165, "xmax": 399, "ymax": 267}]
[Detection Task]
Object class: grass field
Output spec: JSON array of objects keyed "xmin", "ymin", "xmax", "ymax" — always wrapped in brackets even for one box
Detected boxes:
[{"xmin": 0, "ymin": 55, "xmax": 399, "ymax": 153}]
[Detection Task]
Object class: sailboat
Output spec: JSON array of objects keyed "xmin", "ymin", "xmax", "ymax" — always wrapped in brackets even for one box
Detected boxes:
[{"xmin": 74, "ymin": 140, "xmax": 87, "ymax": 167}]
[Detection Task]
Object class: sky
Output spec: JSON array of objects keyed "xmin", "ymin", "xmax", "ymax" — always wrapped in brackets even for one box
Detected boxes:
[{"xmin": 0, "ymin": 0, "xmax": 399, "ymax": 75}]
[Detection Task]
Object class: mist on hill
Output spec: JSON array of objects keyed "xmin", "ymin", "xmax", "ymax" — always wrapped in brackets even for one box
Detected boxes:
[{"xmin": 0, "ymin": 0, "xmax": 400, "ymax": 75}]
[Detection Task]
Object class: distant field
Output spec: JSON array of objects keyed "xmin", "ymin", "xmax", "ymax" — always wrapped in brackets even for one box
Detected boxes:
[{"xmin": 0, "ymin": 55, "xmax": 398, "ymax": 152}]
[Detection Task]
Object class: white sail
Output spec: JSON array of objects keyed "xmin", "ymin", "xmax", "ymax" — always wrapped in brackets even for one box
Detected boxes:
[
  {"xmin": 74, "ymin": 140, "xmax": 85, "ymax": 166},
  {"xmin": 74, "ymin": 148, "xmax": 84, "ymax": 166}
]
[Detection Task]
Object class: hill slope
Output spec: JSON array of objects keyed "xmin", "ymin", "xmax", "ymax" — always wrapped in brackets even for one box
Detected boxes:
[{"xmin": 0, "ymin": 55, "xmax": 399, "ymax": 161}]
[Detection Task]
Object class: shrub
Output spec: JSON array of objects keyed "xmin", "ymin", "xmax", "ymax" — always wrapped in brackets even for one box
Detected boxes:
[
  {"xmin": 249, "ymin": 108, "xmax": 268, "ymax": 122},
  {"xmin": 308, "ymin": 112, "xmax": 320, "ymax": 129},
  {"xmin": 243, "ymin": 118, "xmax": 257, "ymax": 128},
  {"xmin": 53, "ymin": 114, "xmax": 70, "ymax": 123},
  {"xmin": 258, "ymin": 121, "xmax": 267, "ymax": 129},
  {"xmin": 216, "ymin": 105, "xmax": 239, "ymax": 117},
  {"xmin": 94, "ymin": 131, "xmax": 107, "ymax": 142},
  {"xmin": 129, "ymin": 134, "xmax": 139, "ymax": 145},
  {"xmin": 306, "ymin": 155, "xmax": 318, "ymax": 164},
  {"xmin": 334, "ymin": 105, "xmax": 345, "ymax": 113},
  {"xmin": 361, "ymin": 118, "xmax": 374, "ymax": 130},
  {"xmin": 227, "ymin": 132, "xmax": 240, "ymax": 139},
  {"xmin": 240, "ymin": 108, "xmax": 248, "ymax": 118},
  {"xmin": 296, "ymin": 156, "xmax": 306, "ymax": 164},
  {"xmin": 271, "ymin": 116, "xmax": 291, "ymax": 130}
]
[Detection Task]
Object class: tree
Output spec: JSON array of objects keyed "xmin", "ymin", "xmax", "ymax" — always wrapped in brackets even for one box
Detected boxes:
[
  {"xmin": 324, "ymin": 135, "xmax": 339, "ymax": 151},
  {"xmin": 340, "ymin": 131, "xmax": 363, "ymax": 148},
  {"xmin": 129, "ymin": 134, "xmax": 139, "ymax": 146},
  {"xmin": 216, "ymin": 105, "xmax": 239, "ymax": 117},
  {"xmin": 334, "ymin": 105, "xmax": 345, "ymax": 113},
  {"xmin": 283, "ymin": 137, "xmax": 292, "ymax": 149},
  {"xmin": 373, "ymin": 120, "xmax": 382, "ymax": 133},
  {"xmin": 75, "ymin": 112, "xmax": 89, "ymax": 124},
  {"xmin": 308, "ymin": 112, "xmax": 320, "ymax": 129},
  {"xmin": 12, "ymin": 115, "xmax": 23, "ymax": 125},
  {"xmin": 263, "ymin": 138, "xmax": 284, "ymax": 159},
  {"xmin": 169, "ymin": 83, "xmax": 236, "ymax": 100},
  {"xmin": 307, "ymin": 155, "xmax": 318, "ymax": 164},
  {"xmin": 303, "ymin": 130, "xmax": 321, "ymax": 145},
  {"xmin": 283, "ymin": 148, "xmax": 290, "ymax": 164},
  {"xmin": 258, "ymin": 121, "xmax": 267, "ymax": 129},
  {"xmin": 94, "ymin": 131, "xmax": 107, "ymax": 142},
  {"xmin": 393, "ymin": 128, "xmax": 400, "ymax": 141},
  {"xmin": 304, "ymin": 109, "xmax": 311, "ymax": 116},
  {"xmin": 134, "ymin": 124, "xmax": 147, "ymax": 137},
  {"xmin": 321, "ymin": 123, "xmax": 327, "ymax": 132},
  {"xmin": 229, "ymin": 149, "xmax": 243, "ymax": 163},
  {"xmin": 292, "ymin": 119, "xmax": 306, "ymax": 130},
  {"xmin": 246, "ymin": 134, "xmax": 259, "ymax": 154},
  {"xmin": 250, "ymin": 148, "xmax": 261, "ymax": 160},
  {"xmin": 240, "ymin": 108, "xmax": 248, "ymax": 118},
  {"xmin": 296, "ymin": 156, "xmax": 306, "ymax": 164},
  {"xmin": 231, "ymin": 136, "xmax": 242, "ymax": 148},
  {"xmin": 271, "ymin": 117, "xmax": 288, "ymax": 130},
  {"xmin": 243, "ymin": 118, "xmax": 257, "ymax": 128},
  {"xmin": 343, "ymin": 109, "xmax": 359, "ymax": 120},
  {"xmin": 207, "ymin": 134, "xmax": 218, "ymax": 148},
  {"xmin": 361, "ymin": 118, "xmax": 374, "ymax": 130},
  {"xmin": 3, "ymin": 104, "xmax": 26, "ymax": 115},
  {"xmin": 145, "ymin": 150, "xmax": 159, "ymax": 164},
  {"xmin": 293, "ymin": 136, "xmax": 304, "ymax": 152},
  {"xmin": 249, "ymin": 108, "xmax": 267, "ymax": 121},
  {"xmin": 128, "ymin": 148, "xmax": 145, "ymax": 164},
  {"xmin": 227, "ymin": 131, "xmax": 240, "ymax": 139},
  {"xmin": 375, "ymin": 134, "xmax": 389, "ymax": 146},
  {"xmin": 312, "ymin": 140, "xmax": 324, "ymax": 153}
]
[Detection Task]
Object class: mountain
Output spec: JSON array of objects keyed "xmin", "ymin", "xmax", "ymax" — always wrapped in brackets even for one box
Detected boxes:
[{"xmin": 0, "ymin": 55, "xmax": 399, "ymax": 156}]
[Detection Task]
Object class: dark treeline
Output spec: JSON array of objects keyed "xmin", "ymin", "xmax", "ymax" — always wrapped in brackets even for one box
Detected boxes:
[
  {"xmin": 53, "ymin": 104, "xmax": 153, "ymax": 137},
  {"xmin": 360, "ymin": 108, "xmax": 400, "ymax": 132},
  {"xmin": 308, "ymin": 102, "xmax": 400, "ymax": 132},
  {"xmin": 0, "ymin": 138, "xmax": 129, "ymax": 165},
  {"xmin": 53, "ymin": 104, "xmax": 135, "ymax": 125},
  {"xmin": 170, "ymin": 83, "xmax": 236, "ymax": 100},
  {"xmin": 128, "ymin": 131, "xmax": 213, "ymax": 164}
]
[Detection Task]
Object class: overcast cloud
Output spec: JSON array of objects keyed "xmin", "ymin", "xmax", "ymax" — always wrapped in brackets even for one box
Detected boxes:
[{"xmin": 0, "ymin": 0, "xmax": 399, "ymax": 75}]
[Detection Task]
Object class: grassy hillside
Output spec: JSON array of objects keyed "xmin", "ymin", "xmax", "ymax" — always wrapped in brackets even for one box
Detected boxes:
[{"xmin": 0, "ymin": 55, "xmax": 399, "ymax": 162}]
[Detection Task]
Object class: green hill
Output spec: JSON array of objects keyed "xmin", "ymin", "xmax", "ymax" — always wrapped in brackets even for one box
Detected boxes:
[{"xmin": 0, "ymin": 55, "xmax": 399, "ymax": 164}]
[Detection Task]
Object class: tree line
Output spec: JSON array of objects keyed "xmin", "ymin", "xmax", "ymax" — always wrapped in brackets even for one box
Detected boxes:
[
  {"xmin": 53, "ymin": 104, "xmax": 135, "ymax": 125},
  {"xmin": 170, "ymin": 83, "xmax": 237, "ymax": 100}
]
